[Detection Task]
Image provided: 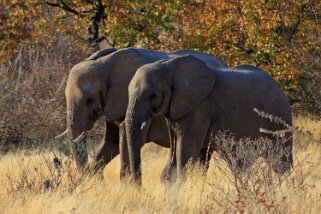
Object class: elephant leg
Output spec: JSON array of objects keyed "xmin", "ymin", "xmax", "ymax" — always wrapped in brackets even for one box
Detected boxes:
[
  {"xmin": 92, "ymin": 121, "xmax": 120, "ymax": 176},
  {"xmin": 200, "ymin": 128, "xmax": 215, "ymax": 170},
  {"xmin": 160, "ymin": 154, "xmax": 177, "ymax": 182},
  {"xmin": 175, "ymin": 112, "xmax": 211, "ymax": 179},
  {"xmin": 160, "ymin": 129, "xmax": 177, "ymax": 182},
  {"xmin": 176, "ymin": 135, "xmax": 206, "ymax": 179},
  {"xmin": 119, "ymin": 122, "xmax": 130, "ymax": 179}
]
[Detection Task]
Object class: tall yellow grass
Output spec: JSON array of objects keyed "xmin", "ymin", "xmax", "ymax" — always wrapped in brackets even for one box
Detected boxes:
[{"xmin": 0, "ymin": 117, "xmax": 320, "ymax": 213}]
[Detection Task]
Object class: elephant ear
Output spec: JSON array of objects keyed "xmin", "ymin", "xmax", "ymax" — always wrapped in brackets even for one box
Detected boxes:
[
  {"xmin": 166, "ymin": 55, "xmax": 216, "ymax": 120},
  {"xmin": 86, "ymin": 48, "xmax": 117, "ymax": 60}
]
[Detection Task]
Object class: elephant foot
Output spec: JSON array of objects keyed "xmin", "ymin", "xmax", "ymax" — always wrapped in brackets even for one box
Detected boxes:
[
  {"xmin": 120, "ymin": 166, "xmax": 130, "ymax": 181},
  {"xmin": 160, "ymin": 164, "xmax": 177, "ymax": 184},
  {"xmin": 160, "ymin": 171, "xmax": 172, "ymax": 184}
]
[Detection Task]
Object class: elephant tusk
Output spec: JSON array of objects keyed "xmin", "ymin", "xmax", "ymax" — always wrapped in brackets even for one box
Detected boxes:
[
  {"xmin": 140, "ymin": 121, "xmax": 146, "ymax": 130},
  {"xmin": 55, "ymin": 129, "xmax": 68, "ymax": 139},
  {"xmin": 73, "ymin": 131, "xmax": 88, "ymax": 143}
]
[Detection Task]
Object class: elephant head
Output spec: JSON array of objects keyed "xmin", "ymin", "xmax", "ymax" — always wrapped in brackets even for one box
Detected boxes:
[
  {"xmin": 56, "ymin": 48, "xmax": 117, "ymax": 171},
  {"xmin": 125, "ymin": 55, "xmax": 216, "ymax": 182}
]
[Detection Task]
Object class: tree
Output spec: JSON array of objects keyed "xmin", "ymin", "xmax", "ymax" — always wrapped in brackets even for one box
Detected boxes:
[
  {"xmin": 0, "ymin": 0, "xmax": 40, "ymax": 59},
  {"xmin": 43, "ymin": 0, "xmax": 180, "ymax": 49},
  {"xmin": 160, "ymin": 0, "xmax": 320, "ymax": 111},
  {"xmin": 1, "ymin": 0, "xmax": 320, "ymax": 115},
  {"xmin": 45, "ymin": 0, "xmax": 107, "ymax": 50}
]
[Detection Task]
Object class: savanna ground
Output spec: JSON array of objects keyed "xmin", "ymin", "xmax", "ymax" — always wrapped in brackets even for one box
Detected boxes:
[{"xmin": 0, "ymin": 116, "xmax": 320, "ymax": 213}]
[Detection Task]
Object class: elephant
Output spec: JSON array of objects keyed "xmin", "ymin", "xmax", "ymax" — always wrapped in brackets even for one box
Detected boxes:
[
  {"xmin": 124, "ymin": 55, "xmax": 293, "ymax": 183},
  {"xmin": 55, "ymin": 47, "xmax": 227, "ymax": 178}
]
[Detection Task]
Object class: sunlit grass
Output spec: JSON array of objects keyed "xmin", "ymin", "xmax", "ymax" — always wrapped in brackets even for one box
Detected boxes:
[{"xmin": 0, "ymin": 117, "xmax": 320, "ymax": 213}]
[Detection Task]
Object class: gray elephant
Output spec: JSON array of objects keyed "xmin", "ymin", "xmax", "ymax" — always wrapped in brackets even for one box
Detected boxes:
[
  {"xmin": 55, "ymin": 47, "xmax": 227, "ymax": 178},
  {"xmin": 124, "ymin": 55, "xmax": 293, "ymax": 183}
]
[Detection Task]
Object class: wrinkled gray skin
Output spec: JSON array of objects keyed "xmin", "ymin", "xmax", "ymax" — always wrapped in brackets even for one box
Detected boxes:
[
  {"xmin": 125, "ymin": 55, "xmax": 293, "ymax": 183},
  {"xmin": 62, "ymin": 47, "xmax": 226, "ymax": 177}
]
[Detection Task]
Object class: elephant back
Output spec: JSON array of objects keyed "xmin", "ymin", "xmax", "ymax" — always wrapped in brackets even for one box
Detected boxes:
[{"xmin": 86, "ymin": 48, "xmax": 117, "ymax": 60}]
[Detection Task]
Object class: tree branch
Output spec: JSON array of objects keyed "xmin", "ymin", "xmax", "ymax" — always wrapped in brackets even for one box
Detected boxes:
[
  {"xmin": 46, "ymin": 0, "xmax": 109, "ymax": 49},
  {"xmin": 45, "ymin": 1, "xmax": 82, "ymax": 16},
  {"xmin": 287, "ymin": 0, "xmax": 318, "ymax": 42}
]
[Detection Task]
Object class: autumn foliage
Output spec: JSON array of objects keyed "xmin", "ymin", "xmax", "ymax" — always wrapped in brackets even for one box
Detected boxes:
[{"xmin": 0, "ymin": 0, "xmax": 320, "ymax": 140}]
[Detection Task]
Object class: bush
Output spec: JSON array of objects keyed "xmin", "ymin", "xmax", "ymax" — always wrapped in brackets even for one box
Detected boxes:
[{"xmin": 0, "ymin": 35, "xmax": 87, "ymax": 147}]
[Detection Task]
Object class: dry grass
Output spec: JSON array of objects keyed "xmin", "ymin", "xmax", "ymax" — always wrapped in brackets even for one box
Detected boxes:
[
  {"xmin": 0, "ymin": 117, "xmax": 320, "ymax": 213},
  {"xmin": 294, "ymin": 116, "xmax": 321, "ymax": 139}
]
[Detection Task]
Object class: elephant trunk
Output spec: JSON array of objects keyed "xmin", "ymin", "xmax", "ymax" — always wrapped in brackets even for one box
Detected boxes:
[
  {"xmin": 125, "ymin": 118, "xmax": 142, "ymax": 184},
  {"xmin": 125, "ymin": 95, "xmax": 148, "ymax": 184},
  {"xmin": 67, "ymin": 107, "xmax": 89, "ymax": 172}
]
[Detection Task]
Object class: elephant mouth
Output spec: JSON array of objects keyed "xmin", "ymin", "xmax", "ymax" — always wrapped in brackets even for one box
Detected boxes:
[
  {"xmin": 93, "ymin": 108, "xmax": 104, "ymax": 122},
  {"xmin": 56, "ymin": 108, "xmax": 102, "ymax": 142},
  {"xmin": 92, "ymin": 108, "xmax": 104, "ymax": 123}
]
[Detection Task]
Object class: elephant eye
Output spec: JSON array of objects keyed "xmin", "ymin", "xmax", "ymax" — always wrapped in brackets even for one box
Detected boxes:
[
  {"xmin": 150, "ymin": 93, "xmax": 157, "ymax": 101},
  {"xmin": 150, "ymin": 93, "xmax": 161, "ymax": 108},
  {"xmin": 86, "ymin": 98, "xmax": 93, "ymax": 106},
  {"xmin": 149, "ymin": 94, "xmax": 157, "ymax": 103}
]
